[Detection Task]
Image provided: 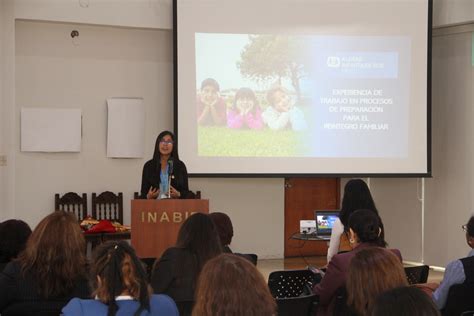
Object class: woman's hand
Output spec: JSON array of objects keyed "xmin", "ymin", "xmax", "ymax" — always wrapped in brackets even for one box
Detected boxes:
[
  {"xmin": 169, "ymin": 186, "xmax": 181, "ymax": 199},
  {"xmin": 147, "ymin": 187, "xmax": 160, "ymax": 199}
]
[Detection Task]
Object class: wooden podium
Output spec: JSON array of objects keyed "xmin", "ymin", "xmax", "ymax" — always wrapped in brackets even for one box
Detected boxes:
[{"xmin": 131, "ymin": 199, "xmax": 209, "ymax": 258}]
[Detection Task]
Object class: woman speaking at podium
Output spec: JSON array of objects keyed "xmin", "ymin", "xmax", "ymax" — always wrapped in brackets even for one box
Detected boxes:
[{"xmin": 140, "ymin": 130, "xmax": 189, "ymax": 199}]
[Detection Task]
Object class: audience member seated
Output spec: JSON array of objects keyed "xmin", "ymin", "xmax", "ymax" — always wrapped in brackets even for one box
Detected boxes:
[
  {"xmin": 0, "ymin": 219, "xmax": 31, "ymax": 271},
  {"xmin": 151, "ymin": 213, "xmax": 222, "ymax": 316},
  {"xmin": 208, "ymin": 212, "xmax": 234, "ymax": 253},
  {"xmin": 346, "ymin": 247, "xmax": 409, "ymax": 315},
  {"xmin": 370, "ymin": 286, "xmax": 441, "ymax": 316},
  {"xmin": 313, "ymin": 209, "xmax": 401, "ymax": 316},
  {"xmin": 432, "ymin": 215, "xmax": 474, "ymax": 310},
  {"xmin": 192, "ymin": 253, "xmax": 276, "ymax": 316},
  {"xmin": 327, "ymin": 179, "xmax": 386, "ymax": 263},
  {"xmin": 0, "ymin": 211, "xmax": 90, "ymax": 316},
  {"xmin": 209, "ymin": 211, "xmax": 257, "ymax": 265},
  {"xmin": 62, "ymin": 241, "xmax": 178, "ymax": 316}
]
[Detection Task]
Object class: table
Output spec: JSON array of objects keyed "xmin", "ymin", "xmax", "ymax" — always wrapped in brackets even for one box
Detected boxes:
[
  {"xmin": 84, "ymin": 231, "xmax": 131, "ymax": 244},
  {"xmin": 291, "ymin": 233, "xmax": 330, "ymax": 242}
]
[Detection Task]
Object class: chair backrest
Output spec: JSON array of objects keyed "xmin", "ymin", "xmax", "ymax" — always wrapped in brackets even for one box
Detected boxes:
[
  {"xmin": 404, "ymin": 265, "xmax": 429, "ymax": 284},
  {"xmin": 92, "ymin": 191, "xmax": 124, "ymax": 224},
  {"xmin": 140, "ymin": 257, "xmax": 156, "ymax": 281},
  {"xmin": 268, "ymin": 269, "xmax": 316, "ymax": 298},
  {"xmin": 245, "ymin": 253, "xmax": 258, "ymax": 266},
  {"xmin": 276, "ymin": 294, "xmax": 316, "ymax": 316},
  {"xmin": 443, "ymin": 283, "xmax": 474, "ymax": 316},
  {"xmin": 184, "ymin": 190, "xmax": 201, "ymax": 199},
  {"xmin": 55, "ymin": 192, "xmax": 88, "ymax": 221},
  {"xmin": 333, "ymin": 286, "xmax": 357, "ymax": 316}
]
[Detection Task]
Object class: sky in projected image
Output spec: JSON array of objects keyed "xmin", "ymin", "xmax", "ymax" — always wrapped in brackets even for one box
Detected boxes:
[{"xmin": 196, "ymin": 33, "xmax": 298, "ymax": 91}]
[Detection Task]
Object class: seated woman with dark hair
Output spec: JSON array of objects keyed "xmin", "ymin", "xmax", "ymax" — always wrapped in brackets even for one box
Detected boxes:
[
  {"xmin": 62, "ymin": 241, "xmax": 178, "ymax": 316},
  {"xmin": 208, "ymin": 212, "xmax": 233, "ymax": 253},
  {"xmin": 346, "ymin": 247, "xmax": 409, "ymax": 315},
  {"xmin": 328, "ymin": 179, "xmax": 386, "ymax": 263},
  {"xmin": 151, "ymin": 213, "xmax": 222, "ymax": 316},
  {"xmin": 192, "ymin": 254, "xmax": 276, "ymax": 316},
  {"xmin": 370, "ymin": 286, "xmax": 441, "ymax": 316},
  {"xmin": 0, "ymin": 219, "xmax": 32, "ymax": 271},
  {"xmin": 0, "ymin": 211, "xmax": 90, "ymax": 316},
  {"xmin": 313, "ymin": 209, "xmax": 401, "ymax": 316}
]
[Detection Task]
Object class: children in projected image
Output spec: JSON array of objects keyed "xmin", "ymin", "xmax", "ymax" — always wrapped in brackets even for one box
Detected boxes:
[
  {"xmin": 227, "ymin": 88, "xmax": 263, "ymax": 130},
  {"xmin": 262, "ymin": 86, "xmax": 307, "ymax": 131},
  {"xmin": 197, "ymin": 78, "xmax": 227, "ymax": 126}
]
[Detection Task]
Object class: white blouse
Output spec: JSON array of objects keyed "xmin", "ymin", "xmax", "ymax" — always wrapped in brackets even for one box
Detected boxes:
[{"xmin": 327, "ymin": 217, "xmax": 345, "ymax": 262}]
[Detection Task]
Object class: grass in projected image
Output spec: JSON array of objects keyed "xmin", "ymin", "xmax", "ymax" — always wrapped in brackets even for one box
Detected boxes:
[{"xmin": 198, "ymin": 126, "xmax": 307, "ymax": 157}]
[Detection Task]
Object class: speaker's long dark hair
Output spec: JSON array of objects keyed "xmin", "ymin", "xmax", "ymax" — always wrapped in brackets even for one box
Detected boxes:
[{"xmin": 91, "ymin": 241, "xmax": 151, "ymax": 316}]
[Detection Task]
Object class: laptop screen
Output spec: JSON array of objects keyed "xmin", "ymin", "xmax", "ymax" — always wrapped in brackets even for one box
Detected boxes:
[{"xmin": 315, "ymin": 211, "xmax": 339, "ymax": 236}]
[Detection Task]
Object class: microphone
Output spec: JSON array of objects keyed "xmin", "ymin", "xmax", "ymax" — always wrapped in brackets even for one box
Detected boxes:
[
  {"xmin": 168, "ymin": 159, "xmax": 174, "ymax": 175},
  {"xmin": 168, "ymin": 159, "xmax": 173, "ymax": 198}
]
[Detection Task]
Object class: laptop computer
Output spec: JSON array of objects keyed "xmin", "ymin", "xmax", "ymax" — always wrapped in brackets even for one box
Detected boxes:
[{"xmin": 314, "ymin": 210, "xmax": 339, "ymax": 240}]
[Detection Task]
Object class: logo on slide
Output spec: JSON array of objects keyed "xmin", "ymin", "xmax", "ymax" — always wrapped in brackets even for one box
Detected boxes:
[{"xmin": 327, "ymin": 56, "xmax": 340, "ymax": 68}]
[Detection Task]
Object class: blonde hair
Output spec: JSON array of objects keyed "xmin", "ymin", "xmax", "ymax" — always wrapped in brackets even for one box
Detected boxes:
[{"xmin": 193, "ymin": 254, "xmax": 276, "ymax": 316}]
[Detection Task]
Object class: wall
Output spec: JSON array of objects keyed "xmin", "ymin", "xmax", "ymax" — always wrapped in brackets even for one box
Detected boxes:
[
  {"xmin": 0, "ymin": 0, "xmax": 5, "ymax": 216},
  {"xmin": 13, "ymin": 0, "xmax": 172, "ymax": 29},
  {"xmin": 433, "ymin": 0, "xmax": 474, "ymax": 27},
  {"xmin": 13, "ymin": 20, "xmax": 171, "ymax": 225},
  {"xmin": 0, "ymin": 0, "xmax": 16, "ymax": 220},
  {"xmin": 425, "ymin": 29, "xmax": 474, "ymax": 266}
]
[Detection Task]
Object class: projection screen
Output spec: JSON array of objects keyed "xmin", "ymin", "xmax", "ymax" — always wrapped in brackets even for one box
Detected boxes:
[{"xmin": 175, "ymin": 0, "xmax": 431, "ymax": 176}]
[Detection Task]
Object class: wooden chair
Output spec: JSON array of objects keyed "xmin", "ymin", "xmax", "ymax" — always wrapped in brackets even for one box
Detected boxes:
[
  {"xmin": 404, "ymin": 265, "xmax": 429, "ymax": 284},
  {"xmin": 91, "ymin": 191, "xmax": 124, "ymax": 224},
  {"xmin": 55, "ymin": 192, "xmax": 88, "ymax": 221},
  {"xmin": 183, "ymin": 190, "xmax": 201, "ymax": 199}
]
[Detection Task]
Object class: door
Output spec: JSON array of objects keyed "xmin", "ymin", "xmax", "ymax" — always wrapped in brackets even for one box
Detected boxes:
[{"xmin": 284, "ymin": 178, "xmax": 340, "ymax": 257}]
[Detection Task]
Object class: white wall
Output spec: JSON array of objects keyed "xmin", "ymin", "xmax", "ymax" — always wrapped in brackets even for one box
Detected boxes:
[
  {"xmin": 0, "ymin": 0, "xmax": 16, "ymax": 220},
  {"xmin": 13, "ymin": 20, "xmax": 172, "ymax": 225},
  {"xmin": 191, "ymin": 178, "xmax": 284, "ymax": 258},
  {"xmin": 425, "ymin": 30, "xmax": 474, "ymax": 266},
  {"xmin": 13, "ymin": 0, "xmax": 172, "ymax": 29},
  {"xmin": 433, "ymin": 0, "xmax": 474, "ymax": 27},
  {"xmin": 0, "ymin": 0, "xmax": 5, "ymax": 216}
]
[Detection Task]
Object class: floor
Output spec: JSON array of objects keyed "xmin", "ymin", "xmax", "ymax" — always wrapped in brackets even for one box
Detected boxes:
[{"xmin": 258, "ymin": 256, "xmax": 444, "ymax": 283}]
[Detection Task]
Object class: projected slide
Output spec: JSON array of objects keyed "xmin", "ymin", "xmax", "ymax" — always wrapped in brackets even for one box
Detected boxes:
[{"xmin": 195, "ymin": 33, "xmax": 411, "ymax": 158}]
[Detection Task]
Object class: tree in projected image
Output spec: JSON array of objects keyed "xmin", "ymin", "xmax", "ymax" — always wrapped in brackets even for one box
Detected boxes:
[{"xmin": 237, "ymin": 35, "xmax": 307, "ymax": 102}]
